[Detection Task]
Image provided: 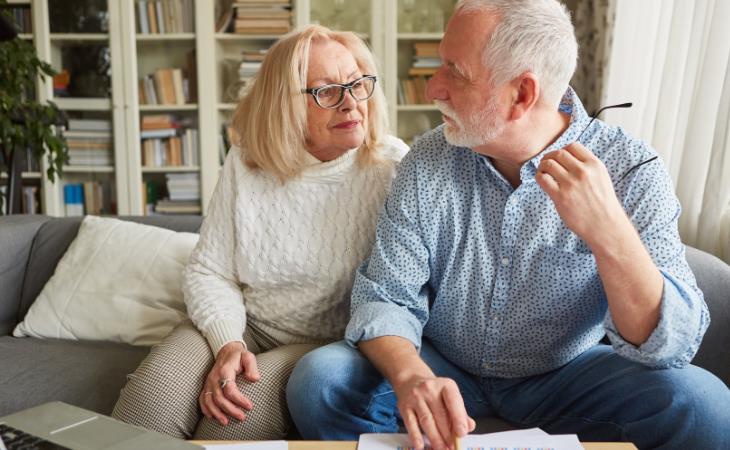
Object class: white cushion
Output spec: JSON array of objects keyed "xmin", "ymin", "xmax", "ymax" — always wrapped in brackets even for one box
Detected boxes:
[{"xmin": 13, "ymin": 216, "xmax": 198, "ymax": 346}]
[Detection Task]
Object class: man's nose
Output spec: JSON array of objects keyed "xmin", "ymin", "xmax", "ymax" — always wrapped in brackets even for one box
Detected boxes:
[{"xmin": 426, "ymin": 68, "xmax": 448, "ymax": 102}]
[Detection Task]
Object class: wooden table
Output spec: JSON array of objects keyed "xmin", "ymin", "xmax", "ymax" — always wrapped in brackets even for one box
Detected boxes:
[{"xmin": 195, "ymin": 441, "xmax": 638, "ymax": 449}]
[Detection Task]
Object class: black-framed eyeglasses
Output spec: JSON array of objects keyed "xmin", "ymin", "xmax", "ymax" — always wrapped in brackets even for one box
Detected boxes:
[
  {"xmin": 302, "ymin": 75, "xmax": 377, "ymax": 109},
  {"xmin": 577, "ymin": 102, "xmax": 658, "ymax": 182}
]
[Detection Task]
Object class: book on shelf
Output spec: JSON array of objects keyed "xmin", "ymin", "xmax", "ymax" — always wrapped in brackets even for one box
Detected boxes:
[
  {"xmin": 6, "ymin": 5, "xmax": 32, "ymax": 34},
  {"xmin": 216, "ymin": 0, "xmax": 293, "ymax": 34},
  {"xmin": 144, "ymin": 173, "xmax": 201, "ymax": 215},
  {"xmin": 63, "ymin": 182, "xmax": 105, "ymax": 216},
  {"xmin": 154, "ymin": 200, "xmax": 201, "ymax": 214},
  {"xmin": 166, "ymin": 172, "xmax": 200, "ymax": 201},
  {"xmin": 139, "ymin": 65, "xmax": 195, "ymax": 105},
  {"xmin": 136, "ymin": 0, "xmax": 194, "ymax": 34},
  {"xmin": 399, "ymin": 41, "xmax": 442, "ymax": 105},
  {"xmin": 140, "ymin": 115, "xmax": 199, "ymax": 168},
  {"xmin": 21, "ymin": 186, "xmax": 39, "ymax": 215},
  {"xmin": 138, "ymin": 55, "xmax": 196, "ymax": 105},
  {"xmin": 62, "ymin": 119, "xmax": 114, "ymax": 167}
]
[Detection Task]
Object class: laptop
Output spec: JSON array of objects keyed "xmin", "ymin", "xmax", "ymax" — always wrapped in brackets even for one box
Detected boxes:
[{"xmin": 0, "ymin": 402, "xmax": 202, "ymax": 450}]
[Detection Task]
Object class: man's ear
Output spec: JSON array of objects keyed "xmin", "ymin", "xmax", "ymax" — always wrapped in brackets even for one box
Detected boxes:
[{"xmin": 508, "ymin": 72, "xmax": 540, "ymax": 121}]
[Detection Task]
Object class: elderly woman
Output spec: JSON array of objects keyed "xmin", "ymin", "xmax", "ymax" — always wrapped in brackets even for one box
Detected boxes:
[{"xmin": 111, "ymin": 25, "xmax": 407, "ymax": 440}]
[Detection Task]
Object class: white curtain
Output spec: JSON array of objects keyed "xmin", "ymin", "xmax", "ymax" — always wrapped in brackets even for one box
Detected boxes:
[{"xmin": 601, "ymin": 0, "xmax": 730, "ymax": 262}]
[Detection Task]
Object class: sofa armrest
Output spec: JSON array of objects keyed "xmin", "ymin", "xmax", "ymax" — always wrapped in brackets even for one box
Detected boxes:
[
  {"xmin": 686, "ymin": 246, "xmax": 730, "ymax": 386},
  {"xmin": 0, "ymin": 215, "xmax": 51, "ymax": 335}
]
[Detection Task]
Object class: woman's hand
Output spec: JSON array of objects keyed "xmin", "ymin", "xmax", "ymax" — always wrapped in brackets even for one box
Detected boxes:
[{"xmin": 199, "ymin": 341, "xmax": 261, "ymax": 426}]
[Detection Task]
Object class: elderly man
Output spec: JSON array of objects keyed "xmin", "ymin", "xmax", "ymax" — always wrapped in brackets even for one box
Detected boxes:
[{"xmin": 286, "ymin": 1, "xmax": 730, "ymax": 449}]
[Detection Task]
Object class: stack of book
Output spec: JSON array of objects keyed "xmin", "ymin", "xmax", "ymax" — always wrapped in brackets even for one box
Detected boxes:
[
  {"xmin": 62, "ymin": 119, "xmax": 114, "ymax": 167},
  {"xmin": 399, "ymin": 42, "xmax": 442, "ymax": 105},
  {"xmin": 216, "ymin": 0, "xmax": 293, "ymax": 34},
  {"xmin": 136, "ymin": 0, "xmax": 195, "ymax": 34},
  {"xmin": 236, "ymin": 49, "xmax": 267, "ymax": 98},
  {"xmin": 152, "ymin": 173, "xmax": 201, "ymax": 214},
  {"xmin": 139, "ymin": 67, "xmax": 192, "ymax": 105},
  {"xmin": 140, "ymin": 115, "xmax": 199, "ymax": 168},
  {"xmin": 63, "ymin": 181, "xmax": 105, "ymax": 216}
]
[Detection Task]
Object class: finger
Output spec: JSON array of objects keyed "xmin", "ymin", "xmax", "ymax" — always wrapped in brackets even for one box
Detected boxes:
[
  {"xmin": 441, "ymin": 383, "xmax": 469, "ymax": 436},
  {"xmin": 467, "ymin": 416, "xmax": 476, "ymax": 432},
  {"xmin": 402, "ymin": 408, "xmax": 426, "ymax": 450},
  {"xmin": 199, "ymin": 391, "xmax": 211, "ymax": 419},
  {"xmin": 426, "ymin": 397, "xmax": 455, "ymax": 449},
  {"xmin": 214, "ymin": 387, "xmax": 247, "ymax": 422},
  {"xmin": 202, "ymin": 386, "xmax": 229, "ymax": 425},
  {"xmin": 536, "ymin": 170, "xmax": 560, "ymax": 197},
  {"xmin": 416, "ymin": 401, "xmax": 447, "ymax": 450},
  {"xmin": 241, "ymin": 351, "xmax": 261, "ymax": 382},
  {"xmin": 222, "ymin": 378, "xmax": 254, "ymax": 411},
  {"xmin": 538, "ymin": 158, "xmax": 570, "ymax": 185},
  {"xmin": 564, "ymin": 141, "xmax": 592, "ymax": 162},
  {"xmin": 552, "ymin": 149, "xmax": 584, "ymax": 174}
]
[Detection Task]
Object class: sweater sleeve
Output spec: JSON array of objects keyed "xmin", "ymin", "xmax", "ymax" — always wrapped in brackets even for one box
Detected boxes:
[{"xmin": 183, "ymin": 148, "xmax": 247, "ymax": 356}]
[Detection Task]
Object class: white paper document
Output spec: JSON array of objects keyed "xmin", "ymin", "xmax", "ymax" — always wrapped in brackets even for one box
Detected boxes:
[
  {"xmin": 359, "ymin": 429, "xmax": 583, "ymax": 450},
  {"xmin": 203, "ymin": 441, "xmax": 287, "ymax": 450}
]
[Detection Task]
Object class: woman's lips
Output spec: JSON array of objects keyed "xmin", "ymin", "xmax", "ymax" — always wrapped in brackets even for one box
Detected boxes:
[{"xmin": 333, "ymin": 120, "xmax": 360, "ymax": 129}]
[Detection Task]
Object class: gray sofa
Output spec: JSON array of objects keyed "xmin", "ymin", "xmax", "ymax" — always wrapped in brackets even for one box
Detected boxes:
[{"xmin": 1, "ymin": 215, "xmax": 729, "ymax": 433}]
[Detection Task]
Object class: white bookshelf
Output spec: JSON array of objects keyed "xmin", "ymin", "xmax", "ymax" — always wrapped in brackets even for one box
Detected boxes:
[{"xmin": 21, "ymin": 0, "xmax": 453, "ymax": 216}]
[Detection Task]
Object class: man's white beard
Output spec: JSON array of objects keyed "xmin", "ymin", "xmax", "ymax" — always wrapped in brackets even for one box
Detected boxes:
[{"xmin": 436, "ymin": 98, "xmax": 505, "ymax": 148}]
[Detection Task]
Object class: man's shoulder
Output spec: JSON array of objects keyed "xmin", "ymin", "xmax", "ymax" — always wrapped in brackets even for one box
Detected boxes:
[{"xmin": 589, "ymin": 122, "xmax": 659, "ymax": 176}]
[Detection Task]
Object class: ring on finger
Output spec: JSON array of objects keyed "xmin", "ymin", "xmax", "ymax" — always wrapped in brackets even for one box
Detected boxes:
[{"xmin": 219, "ymin": 378, "xmax": 230, "ymax": 389}]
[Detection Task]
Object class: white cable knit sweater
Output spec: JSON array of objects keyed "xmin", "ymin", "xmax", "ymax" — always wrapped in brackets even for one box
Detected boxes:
[{"xmin": 183, "ymin": 136, "xmax": 409, "ymax": 355}]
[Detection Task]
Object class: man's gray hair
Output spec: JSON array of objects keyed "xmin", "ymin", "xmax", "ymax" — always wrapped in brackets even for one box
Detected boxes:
[{"xmin": 456, "ymin": 0, "xmax": 578, "ymax": 108}]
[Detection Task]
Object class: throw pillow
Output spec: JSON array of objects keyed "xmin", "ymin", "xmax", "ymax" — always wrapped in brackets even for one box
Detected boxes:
[{"xmin": 13, "ymin": 215, "xmax": 198, "ymax": 346}]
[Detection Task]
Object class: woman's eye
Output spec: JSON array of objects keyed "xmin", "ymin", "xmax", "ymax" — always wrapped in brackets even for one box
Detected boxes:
[{"xmin": 318, "ymin": 87, "xmax": 338, "ymax": 98}]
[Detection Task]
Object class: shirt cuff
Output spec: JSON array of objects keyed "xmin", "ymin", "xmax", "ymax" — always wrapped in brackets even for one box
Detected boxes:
[
  {"xmin": 204, "ymin": 319, "xmax": 246, "ymax": 356},
  {"xmin": 604, "ymin": 269, "xmax": 705, "ymax": 368},
  {"xmin": 345, "ymin": 301, "xmax": 424, "ymax": 350}
]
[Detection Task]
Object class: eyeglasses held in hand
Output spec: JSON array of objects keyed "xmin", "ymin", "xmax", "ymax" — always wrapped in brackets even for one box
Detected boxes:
[
  {"xmin": 302, "ymin": 75, "xmax": 377, "ymax": 109},
  {"xmin": 576, "ymin": 102, "xmax": 658, "ymax": 182}
]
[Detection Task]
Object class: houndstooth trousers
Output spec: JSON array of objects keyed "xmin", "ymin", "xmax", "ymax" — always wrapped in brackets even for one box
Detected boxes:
[{"xmin": 111, "ymin": 320, "xmax": 320, "ymax": 440}]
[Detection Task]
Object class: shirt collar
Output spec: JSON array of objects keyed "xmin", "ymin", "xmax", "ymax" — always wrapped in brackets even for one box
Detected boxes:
[{"xmin": 519, "ymin": 86, "xmax": 592, "ymax": 182}]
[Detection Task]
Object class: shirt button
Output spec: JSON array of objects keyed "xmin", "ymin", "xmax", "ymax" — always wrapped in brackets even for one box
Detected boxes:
[
  {"xmin": 483, "ymin": 362, "xmax": 490, "ymax": 370},
  {"xmin": 501, "ymin": 257, "xmax": 510, "ymax": 266}
]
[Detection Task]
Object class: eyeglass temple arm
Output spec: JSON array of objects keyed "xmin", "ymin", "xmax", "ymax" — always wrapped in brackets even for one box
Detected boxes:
[{"xmin": 576, "ymin": 102, "xmax": 633, "ymax": 141}]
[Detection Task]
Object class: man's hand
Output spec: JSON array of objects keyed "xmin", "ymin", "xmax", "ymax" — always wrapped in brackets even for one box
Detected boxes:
[
  {"xmin": 393, "ymin": 375, "xmax": 476, "ymax": 450},
  {"xmin": 536, "ymin": 141, "xmax": 628, "ymax": 247},
  {"xmin": 199, "ymin": 341, "xmax": 260, "ymax": 426}
]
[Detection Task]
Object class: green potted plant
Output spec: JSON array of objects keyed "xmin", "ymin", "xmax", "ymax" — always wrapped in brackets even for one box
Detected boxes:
[{"xmin": 0, "ymin": 6, "xmax": 68, "ymax": 215}]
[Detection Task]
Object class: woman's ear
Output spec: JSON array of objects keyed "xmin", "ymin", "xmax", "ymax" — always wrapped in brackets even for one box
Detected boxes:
[{"xmin": 508, "ymin": 72, "xmax": 540, "ymax": 121}]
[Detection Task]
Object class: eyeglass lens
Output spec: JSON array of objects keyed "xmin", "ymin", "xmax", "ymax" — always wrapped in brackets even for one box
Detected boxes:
[{"xmin": 317, "ymin": 77, "xmax": 375, "ymax": 108}]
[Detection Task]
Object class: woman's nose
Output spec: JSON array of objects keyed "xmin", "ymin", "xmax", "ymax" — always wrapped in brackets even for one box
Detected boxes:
[{"xmin": 338, "ymin": 89, "xmax": 357, "ymax": 112}]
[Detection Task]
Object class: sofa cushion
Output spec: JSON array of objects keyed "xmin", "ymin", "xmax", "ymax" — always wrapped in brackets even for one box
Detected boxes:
[
  {"xmin": 0, "ymin": 336, "xmax": 150, "ymax": 416},
  {"xmin": 686, "ymin": 246, "xmax": 730, "ymax": 386},
  {"xmin": 0, "ymin": 215, "xmax": 51, "ymax": 335},
  {"xmin": 17, "ymin": 215, "xmax": 203, "ymax": 323},
  {"xmin": 14, "ymin": 216, "xmax": 199, "ymax": 346}
]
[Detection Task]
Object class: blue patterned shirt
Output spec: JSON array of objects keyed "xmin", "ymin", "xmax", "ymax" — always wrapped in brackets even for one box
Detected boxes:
[{"xmin": 345, "ymin": 87, "xmax": 709, "ymax": 378}]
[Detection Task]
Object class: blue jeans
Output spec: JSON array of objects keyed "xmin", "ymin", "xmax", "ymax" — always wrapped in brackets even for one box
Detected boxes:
[{"xmin": 286, "ymin": 340, "xmax": 730, "ymax": 449}]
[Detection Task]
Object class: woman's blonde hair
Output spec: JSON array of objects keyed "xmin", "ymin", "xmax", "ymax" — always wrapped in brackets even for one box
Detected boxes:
[{"xmin": 231, "ymin": 25, "xmax": 389, "ymax": 182}]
